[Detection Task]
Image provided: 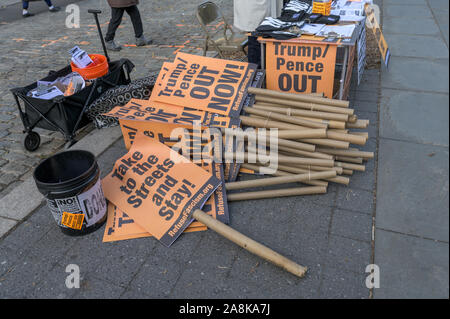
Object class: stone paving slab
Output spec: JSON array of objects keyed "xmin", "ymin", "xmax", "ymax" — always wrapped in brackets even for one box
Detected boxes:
[
  {"xmin": 376, "ymin": 138, "xmax": 449, "ymax": 243},
  {"xmin": 385, "ymin": 0, "xmax": 427, "ymax": 5},
  {"xmin": 382, "ymin": 16, "xmax": 441, "ymax": 36},
  {"xmin": 380, "ymin": 89, "xmax": 449, "ymax": 146},
  {"xmin": 374, "ymin": 229, "xmax": 449, "ymax": 299},
  {"xmin": 380, "ymin": 57, "xmax": 449, "ymax": 93},
  {"xmin": 384, "ymin": 34, "xmax": 448, "ymax": 59},
  {"xmin": 383, "ymin": 4, "xmax": 432, "ymax": 18}
]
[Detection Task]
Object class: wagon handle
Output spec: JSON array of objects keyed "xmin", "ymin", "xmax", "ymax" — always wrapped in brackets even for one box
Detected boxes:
[{"xmin": 88, "ymin": 9, "xmax": 110, "ymax": 63}]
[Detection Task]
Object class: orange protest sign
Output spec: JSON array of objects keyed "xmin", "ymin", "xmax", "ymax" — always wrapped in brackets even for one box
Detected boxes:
[
  {"xmin": 102, "ymin": 132, "xmax": 221, "ymax": 246},
  {"xmin": 104, "ymin": 99, "xmax": 240, "ymax": 129},
  {"xmin": 118, "ymin": 119, "xmax": 230, "ymax": 224},
  {"xmin": 151, "ymin": 52, "xmax": 257, "ymax": 117},
  {"xmin": 265, "ymin": 41, "xmax": 337, "ymax": 98},
  {"xmin": 103, "ymin": 202, "xmax": 207, "ymax": 243},
  {"xmin": 118, "ymin": 118, "xmax": 217, "ymax": 156}
]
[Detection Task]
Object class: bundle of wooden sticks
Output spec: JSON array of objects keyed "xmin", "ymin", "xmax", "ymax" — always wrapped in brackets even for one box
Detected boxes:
[{"xmin": 224, "ymin": 87, "xmax": 374, "ymax": 201}]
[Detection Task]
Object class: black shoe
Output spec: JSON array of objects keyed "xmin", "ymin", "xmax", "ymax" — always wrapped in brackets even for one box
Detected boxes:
[
  {"xmin": 22, "ymin": 12, "xmax": 34, "ymax": 18},
  {"xmin": 136, "ymin": 35, "xmax": 153, "ymax": 46},
  {"xmin": 106, "ymin": 40, "xmax": 122, "ymax": 51},
  {"xmin": 49, "ymin": 6, "xmax": 61, "ymax": 12}
]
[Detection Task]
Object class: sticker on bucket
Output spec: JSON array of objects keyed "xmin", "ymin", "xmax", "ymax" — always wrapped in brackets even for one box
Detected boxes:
[
  {"xmin": 47, "ymin": 179, "xmax": 107, "ymax": 228},
  {"xmin": 78, "ymin": 178, "xmax": 107, "ymax": 226},
  {"xmin": 61, "ymin": 212, "xmax": 85, "ymax": 230}
]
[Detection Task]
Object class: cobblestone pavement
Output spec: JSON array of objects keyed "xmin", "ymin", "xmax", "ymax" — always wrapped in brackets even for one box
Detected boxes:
[{"xmin": 0, "ymin": 0, "xmax": 231, "ymax": 198}]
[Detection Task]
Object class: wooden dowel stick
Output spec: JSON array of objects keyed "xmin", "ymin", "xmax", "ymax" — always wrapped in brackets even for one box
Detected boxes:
[
  {"xmin": 326, "ymin": 131, "xmax": 367, "ymax": 146},
  {"xmin": 276, "ymin": 164, "xmax": 350, "ymax": 185},
  {"xmin": 335, "ymin": 161, "xmax": 366, "ymax": 172},
  {"xmin": 255, "ymin": 96, "xmax": 354, "ymax": 116},
  {"xmin": 346, "ymin": 120, "xmax": 369, "ymax": 129},
  {"xmin": 226, "ymin": 186, "xmax": 328, "ymax": 201},
  {"xmin": 244, "ymin": 107, "xmax": 327, "ymax": 129},
  {"xmin": 335, "ymin": 156, "xmax": 364, "ymax": 164},
  {"xmin": 240, "ymin": 115, "xmax": 308, "ymax": 131},
  {"xmin": 328, "ymin": 129, "xmax": 349, "ymax": 133},
  {"xmin": 240, "ymin": 116, "xmax": 360, "ymax": 146},
  {"xmin": 277, "ymin": 145, "xmax": 333, "ymax": 160},
  {"xmin": 233, "ymin": 152, "xmax": 335, "ymax": 167},
  {"xmin": 192, "ymin": 209, "xmax": 307, "ymax": 278},
  {"xmin": 292, "ymin": 164, "xmax": 344, "ymax": 175},
  {"xmin": 342, "ymin": 169, "xmax": 354, "ymax": 175},
  {"xmin": 277, "ymin": 154, "xmax": 334, "ymax": 167},
  {"xmin": 300, "ymin": 138, "xmax": 350, "ymax": 149},
  {"xmin": 240, "ymin": 163, "xmax": 328, "ymax": 187},
  {"xmin": 352, "ymin": 132, "xmax": 369, "ymax": 139},
  {"xmin": 225, "ymin": 171, "xmax": 337, "ymax": 190},
  {"xmin": 277, "ymin": 138, "xmax": 318, "ymax": 152},
  {"xmin": 224, "ymin": 128, "xmax": 326, "ymax": 140},
  {"xmin": 254, "ymin": 103, "xmax": 349, "ymax": 122},
  {"xmin": 295, "ymin": 117, "xmax": 346, "ymax": 129},
  {"xmin": 275, "ymin": 129, "xmax": 327, "ymax": 140},
  {"xmin": 348, "ymin": 115, "xmax": 358, "ymax": 123},
  {"xmin": 224, "ymin": 131, "xmax": 318, "ymax": 152},
  {"xmin": 248, "ymin": 87, "xmax": 349, "ymax": 108},
  {"xmin": 316, "ymin": 148, "xmax": 374, "ymax": 159}
]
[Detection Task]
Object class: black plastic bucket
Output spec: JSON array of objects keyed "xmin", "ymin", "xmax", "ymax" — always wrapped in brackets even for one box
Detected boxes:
[{"xmin": 33, "ymin": 150, "xmax": 107, "ymax": 236}]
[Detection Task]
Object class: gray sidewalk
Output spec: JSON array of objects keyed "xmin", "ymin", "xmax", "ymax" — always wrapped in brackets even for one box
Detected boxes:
[
  {"xmin": 0, "ymin": 73, "xmax": 380, "ymax": 297},
  {"xmin": 0, "ymin": 0, "xmax": 448, "ymax": 299},
  {"xmin": 0, "ymin": 0, "xmax": 381, "ymax": 293},
  {"xmin": 373, "ymin": 0, "xmax": 449, "ymax": 298}
]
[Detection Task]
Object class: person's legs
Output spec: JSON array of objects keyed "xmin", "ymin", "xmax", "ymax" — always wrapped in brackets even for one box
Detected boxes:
[
  {"xmin": 45, "ymin": 0, "xmax": 61, "ymax": 12},
  {"xmin": 124, "ymin": 5, "xmax": 144, "ymax": 38},
  {"xmin": 22, "ymin": 0, "xmax": 60, "ymax": 16},
  {"xmin": 22, "ymin": 1, "xmax": 34, "ymax": 17},
  {"xmin": 105, "ymin": 7, "xmax": 125, "ymax": 51},
  {"xmin": 125, "ymin": 5, "xmax": 152, "ymax": 46}
]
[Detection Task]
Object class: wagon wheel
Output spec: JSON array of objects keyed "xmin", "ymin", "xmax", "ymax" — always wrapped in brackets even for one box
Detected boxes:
[{"xmin": 24, "ymin": 131, "xmax": 41, "ymax": 152}]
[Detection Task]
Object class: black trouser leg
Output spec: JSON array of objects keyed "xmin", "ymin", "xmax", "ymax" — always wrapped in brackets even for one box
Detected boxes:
[
  {"xmin": 105, "ymin": 7, "xmax": 125, "ymax": 42},
  {"xmin": 125, "ymin": 5, "xmax": 144, "ymax": 38}
]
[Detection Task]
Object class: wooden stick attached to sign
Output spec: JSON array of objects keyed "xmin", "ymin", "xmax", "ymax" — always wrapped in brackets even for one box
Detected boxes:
[{"xmin": 192, "ymin": 209, "xmax": 308, "ymax": 278}]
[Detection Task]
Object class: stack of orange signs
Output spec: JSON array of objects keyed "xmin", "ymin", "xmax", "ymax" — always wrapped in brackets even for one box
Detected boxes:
[
  {"xmin": 102, "ymin": 133, "xmax": 221, "ymax": 247},
  {"xmin": 150, "ymin": 52, "xmax": 257, "ymax": 118},
  {"xmin": 104, "ymin": 103, "xmax": 230, "ymax": 218},
  {"xmin": 147, "ymin": 53, "xmax": 256, "ymax": 182}
]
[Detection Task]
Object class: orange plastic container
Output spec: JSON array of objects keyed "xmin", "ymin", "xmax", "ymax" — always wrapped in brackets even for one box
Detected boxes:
[
  {"xmin": 70, "ymin": 54, "xmax": 108, "ymax": 80},
  {"xmin": 312, "ymin": 0, "xmax": 331, "ymax": 16}
]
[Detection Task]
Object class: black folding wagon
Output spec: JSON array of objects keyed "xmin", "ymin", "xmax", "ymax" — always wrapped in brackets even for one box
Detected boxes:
[{"xmin": 9, "ymin": 9, "xmax": 134, "ymax": 151}]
